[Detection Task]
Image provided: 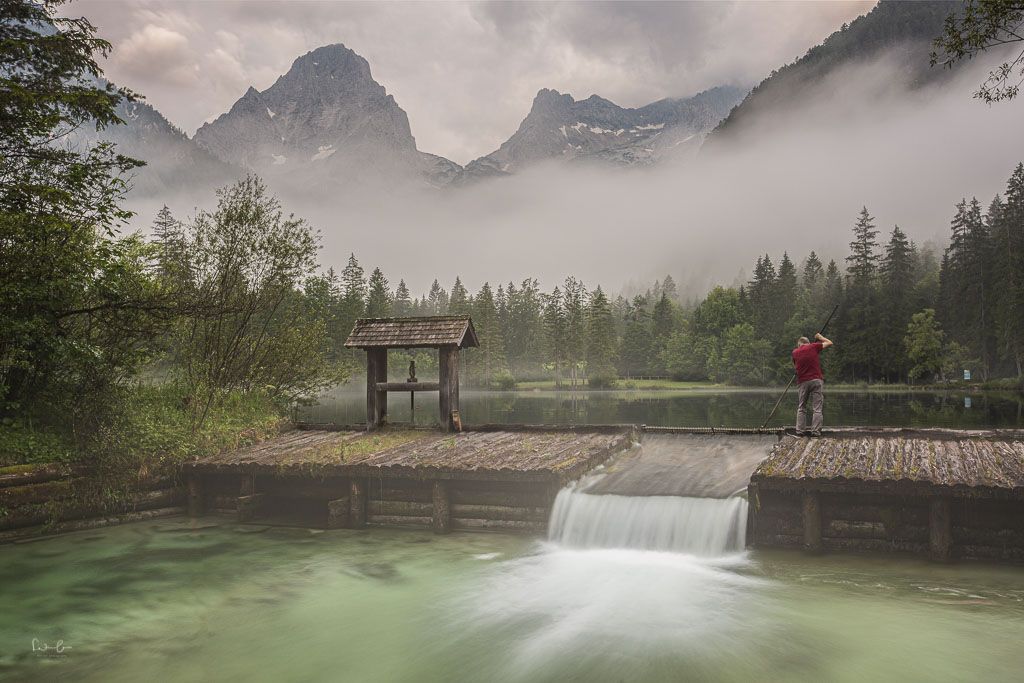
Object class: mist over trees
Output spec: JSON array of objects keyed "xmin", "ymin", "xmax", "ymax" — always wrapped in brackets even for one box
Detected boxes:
[{"xmin": 300, "ymin": 162, "xmax": 1024, "ymax": 388}]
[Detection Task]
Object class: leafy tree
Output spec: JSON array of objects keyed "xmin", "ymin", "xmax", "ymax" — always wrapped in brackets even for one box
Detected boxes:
[
  {"xmin": 0, "ymin": 0, "xmax": 164, "ymax": 428},
  {"xmin": 169, "ymin": 176, "xmax": 342, "ymax": 425},
  {"xmin": 692, "ymin": 287, "xmax": 746, "ymax": 338},
  {"xmin": 706, "ymin": 323, "xmax": 772, "ymax": 386},
  {"xmin": 932, "ymin": 0, "xmax": 1024, "ymax": 103},
  {"xmin": 660, "ymin": 332, "xmax": 713, "ymax": 381},
  {"xmin": 904, "ymin": 309, "xmax": 946, "ymax": 382}
]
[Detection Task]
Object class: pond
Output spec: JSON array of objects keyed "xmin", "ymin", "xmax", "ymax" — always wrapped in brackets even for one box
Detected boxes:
[
  {"xmin": 2, "ymin": 518, "xmax": 1023, "ymax": 682},
  {"xmin": 298, "ymin": 387, "xmax": 1024, "ymax": 430}
]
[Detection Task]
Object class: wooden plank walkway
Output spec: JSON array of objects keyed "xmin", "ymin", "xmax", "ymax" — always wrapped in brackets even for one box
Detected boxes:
[
  {"xmin": 193, "ymin": 427, "xmax": 633, "ymax": 483},
  {"xmin": 753, "ymin": 430, "xmax": 1024, "ymax": 497}
]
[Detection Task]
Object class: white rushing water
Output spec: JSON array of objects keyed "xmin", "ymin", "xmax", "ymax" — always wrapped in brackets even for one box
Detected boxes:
[{"xmin": 547, "ymin": 486, "xmax": 748, "ymax": 556}]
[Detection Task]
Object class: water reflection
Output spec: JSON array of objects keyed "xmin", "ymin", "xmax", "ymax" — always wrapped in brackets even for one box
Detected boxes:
[{"xmin": 300, "ymin": 387, "xmax": 1024, "ymax": 429}]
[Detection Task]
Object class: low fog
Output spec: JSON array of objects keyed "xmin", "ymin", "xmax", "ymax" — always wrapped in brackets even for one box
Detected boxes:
[{"xmin": 131, "ymin": 52, "xmax": 1024, "ymax": 302}]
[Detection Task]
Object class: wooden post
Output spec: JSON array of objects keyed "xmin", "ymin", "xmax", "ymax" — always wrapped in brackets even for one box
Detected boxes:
[
  {"xmin": 432, "ymin": 480, "xmax": 450, "ymax": 534},
  {"xmin": 236, "ymin": 494, "xmax": 264, "ymax": 522},
  {"xmin": 438, "ymin": 345, "xmax": 460, "ymax": 432},
  {"xmin": 929, "ymin": 497, "xmax": 952, "ymax": 562},
  {"xmin": 350, "ymin": 479, "xmax": 367, "ymax": 528},
  {"xmin": 366, "ymin": 348, "xmax": 388, "ymax": 430},
  {"xmin": 802, "ymin": 492, "xmax": 822, "ymax": 554},
  {"xmin": 240, "ymin": 472, "xmax": 255, "ymax": 496},
  {"xmin": 187, "ymin": 473, "xmax": 204, "ymax": 517},
  {"xmin": 327, "ymin": 498, "xmax": 350, "ymax": 529}
]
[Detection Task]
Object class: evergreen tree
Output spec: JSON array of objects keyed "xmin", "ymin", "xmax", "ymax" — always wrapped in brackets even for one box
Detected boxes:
[
  {"xmin": 619, "ymin": 295, "xmax": 653, "ymax": 377},
  {"xmin": 847, "ymin": 206, "xmax": 880, "ymax": 287},
  {"xmin": 585, "ymin": 286, "xmax": 617, "ymax": 386},
  {"xmin": 843, "ymin": 208, "xmax": 882, "ymax": 380},
  {"xmin": 426, "ymin": 279, "xmax": 445, "ymax": 315},
  {"xmin": 650, "ymin": 291, "xmax": 676, "ymax": 372},
  {"xmin": 562, "ymin": 277, "xmax": 587, "ymax": 388},
  {"xmin": 880, "ymin": 225, "xmax": 914, "ymax": 380},
  {"xmin": 392, "ymin": 279, "xmax": 411, "ymax": 317},
  {"xmin": 365, "ymin": 267, "xmax": 392, "ymax": 318},
  {"xmin": 448, "ymin": 276, "xmax": 470, "ymax": 315},
  {"xmin": 472, "ymin": 282, "xmax": 507, "ymax": 385},
  {"xmin": 543, "ymin": 286, "xmax": 567, "ymax": 387},
  {"xmin": 991, "ymin": 163, "xmax": 1024, "ymax": 376},
  {"xmin": 151, "ymin": 205, "xmax": 186, "ymax": 279}
]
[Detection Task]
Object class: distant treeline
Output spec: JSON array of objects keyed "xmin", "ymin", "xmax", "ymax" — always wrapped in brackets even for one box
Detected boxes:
[{"xmin": 278, "ymin": 163, "xmax": 1024, "ymax": 388}]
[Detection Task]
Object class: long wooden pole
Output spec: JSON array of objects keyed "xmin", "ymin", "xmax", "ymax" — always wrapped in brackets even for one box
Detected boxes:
[{"xmin": 760, "ymin": 304, "xmax": 839, "ymax": 431}]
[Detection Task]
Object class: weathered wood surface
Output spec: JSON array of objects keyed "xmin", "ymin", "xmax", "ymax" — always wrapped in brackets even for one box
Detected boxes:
[
  {"xmin": 192, "ymin": 428, "xmax": 631, "ymax": 482},
  {"xmin": 375, "ymin": 381, "xmax": 440, "ymax": 392},
  {"xmin": 753, "ymin": 433, "xmax": 1024, "ymax": 497},
  {"xmin": 344, "ymin": 316, "xmax": 478, "ymax": 349}
]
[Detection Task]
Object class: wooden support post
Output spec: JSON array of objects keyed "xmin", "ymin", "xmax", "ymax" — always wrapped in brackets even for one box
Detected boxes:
[
  {"xmin": 236, "ymin": 493, "xmax": 264, "ymax": 522},
  {"xmin": 432, "ymin": 480, "xmax": 450, "ymax": 534},
  {"xmin": 240, "ymin": 472, "xmax": 255, "ymax": 496},
  {"xmin": 350, "ymin": 479, "xmax": 367, "ymax": 528},
  {"xmin": 929, "ymin": 497, "xmax": 952, "ymax": 562},
  {"xmin": 802, "ymin": 492, "xmax": 822, "ymax": 554},
  {"xmin": 366, "ymin": 348, "xmax": 388, "ymax": 430},
  {"xmin": 438, "ymin": 345, "xmax": 461, "ymax": 432},
  {"xmin": 327, "ymin": 497, "xmax": 350, "ymax": 529},
  {"xmin": 187, "ymin": 473, "xmax": 204, "ymax": 517}
]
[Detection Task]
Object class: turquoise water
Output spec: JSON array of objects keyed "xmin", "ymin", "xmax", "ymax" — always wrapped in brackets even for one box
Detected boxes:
[
  {"xmin": 2, "ymin": 518, "xmax": 1023, "ymax": 682},
  {"xmin": 299, "ymin": 388, "xmax": 1024, "ymax": 429}
]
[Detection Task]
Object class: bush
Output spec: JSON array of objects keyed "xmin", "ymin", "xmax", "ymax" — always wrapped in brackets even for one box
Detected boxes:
[
  {"xmin": 588, "ymin": 374, "xmax": 617, "ymax": 389},
  {"xmin": 493, "ymin": 371, "xmax": 517, "ymax": 391}
]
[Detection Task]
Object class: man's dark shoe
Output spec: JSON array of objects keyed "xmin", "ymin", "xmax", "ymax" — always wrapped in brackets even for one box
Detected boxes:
[
  {"xmin": 809, "ymin": 431, "xmax": 822, "ymax": 438},
  {"xmin": 795, "ymin": 430, "xmax": 809, "ymax": 437}
]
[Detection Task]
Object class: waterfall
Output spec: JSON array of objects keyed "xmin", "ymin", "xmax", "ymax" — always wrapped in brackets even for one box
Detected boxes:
[{"xmin": 547, "ymin": 487, "xmax": 748, "ymax": 556}]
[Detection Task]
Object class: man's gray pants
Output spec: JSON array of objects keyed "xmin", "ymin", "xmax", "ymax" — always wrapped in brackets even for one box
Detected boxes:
[{"xmin": 796, "ymin": 379, "xmax": 824, "ymax": 434}]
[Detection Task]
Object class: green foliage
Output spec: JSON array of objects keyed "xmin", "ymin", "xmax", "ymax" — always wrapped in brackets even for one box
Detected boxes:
[
  {"xmin": 707, "ymin": 323, "xmax": 772, "ymax": 386},
  {"xmin": 931, "ymin": 0, "xmax": 1024, "ymax": 103},
  {"xmin": 586, "ymin": 286, "xmax": 617, "ymax": 386},
  {"xmin": 904, "ymin": 309, "xmax": 946, "ymax": 382},
  {"xmin": 161, "ymin": 176, "xmax": 346, "ymax": 425}
]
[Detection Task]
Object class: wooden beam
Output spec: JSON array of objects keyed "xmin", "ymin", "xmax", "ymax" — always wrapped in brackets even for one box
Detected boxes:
[
  {"xmin": 801, "ymin": 492, "xmax": 822, "ymax": 554},
  {"xmin": 236, "ymin": 493, "xmax": 264, "ymax": 522},
  {"xmin": 432, "ymin": 480, "xmax": 451, "ymax": 534},
  {"xmin": 327, "ymin": 497, "xmax": 350, "ymax": 529},
  {"xmin": 366, "ymin": 348, "xmax": 388, "ymax": 429},
  {"xmin": 438, "ymin": 345, "xmax": 460, "ymax": 432},
  {"xmin": 350, "ymin": 479, "xmax": 367, "ymax": 528},
  {"xmin": 929, "ymin": 497, "xmax": 952, "ymax": 562},
  {"xmin": 187, "ymin": 474, "xmax": 204, "ymax": 517},
  {"xmin": 375, "ymin": 382, "xmax": 440, "ymax": 392}
]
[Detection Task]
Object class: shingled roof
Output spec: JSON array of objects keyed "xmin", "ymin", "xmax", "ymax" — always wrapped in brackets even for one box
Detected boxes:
[{"xmin": 344, "ymin": 316, "xmax": 479, "ymax": 349}]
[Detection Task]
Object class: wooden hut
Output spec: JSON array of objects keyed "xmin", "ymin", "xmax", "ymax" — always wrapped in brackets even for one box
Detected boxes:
[
  {"xmin": 748, "ymin": 429, "xmax": 1024, "ymax": 562},
  {"xmin": 344, "ymin": 316, "xmax": 479, "ymax": 432}
]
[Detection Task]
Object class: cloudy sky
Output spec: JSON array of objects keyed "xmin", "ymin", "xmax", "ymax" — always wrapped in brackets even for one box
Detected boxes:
[{"xmin": 73, "ymin": 0, "xmax": 875, "ymax": 164}]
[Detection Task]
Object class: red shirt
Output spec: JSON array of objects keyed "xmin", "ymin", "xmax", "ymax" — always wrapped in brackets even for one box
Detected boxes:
[{"xmin": 792, "ymin": 342, "xmax": 824, "ymax": 383}]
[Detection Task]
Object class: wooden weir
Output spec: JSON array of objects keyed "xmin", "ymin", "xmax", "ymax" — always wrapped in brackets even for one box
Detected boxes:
[{"xmin": 186, "ymin": 426, "xmax": 635, "ymax": 534}]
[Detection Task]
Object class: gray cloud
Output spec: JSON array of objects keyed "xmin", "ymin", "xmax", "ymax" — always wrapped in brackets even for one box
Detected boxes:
[{"xmin": 74, "ymin": 0, "xmax": 874, "ymax": 164}]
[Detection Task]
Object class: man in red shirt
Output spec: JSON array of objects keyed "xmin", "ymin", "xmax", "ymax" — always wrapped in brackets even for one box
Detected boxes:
[{"xmin": 792, "ymin": 332, "xmax": 833, "ymax": 436}]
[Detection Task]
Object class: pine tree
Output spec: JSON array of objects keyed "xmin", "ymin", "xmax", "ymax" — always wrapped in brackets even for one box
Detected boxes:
[
  {"xmin": 562, "ymin": 277, "xmax": 587, "ymax": 388},
  {"xmin": 448, "ymin": 277, "xmax": 470, "ymax": 315},
  {"xmin": 543, "ymin": 286, "xmax": 567, "ymax": 387},
  {"xmin": 586, "ymin": 286, "xmax": 618, "ymax": 386},
  {"xmin": 393, "ymin": 279, "xmax": 411, "ymax": 317},
  {"xmin": 846, "ymin": 206, "xmax": 880, "ymax": 287},
  {"xmin": 472, "ymin": 282, "xmax": 507, "ymax": 385},
  {"xmin": 619, "ymin": 295, "xmax": 653, "ymax": 378},
  {"xmin": 650, "ymin": 291, "xmax": 676, "ymax": 373},
  {"xmin": 426, "ymin": 279, "xmax": 445, "ymax": 315},
  {"xmin": 880, "ymin": 225, "xmax": 914, "ymax": 380},
  {"xmin": 661, "ymin": 275, "xmax": 679, "ymax": 302},
  {"xmin": 151, "ymin": 205, "xmax": 185, "ymax": 279},
  {"xmin": 991, "ymin": 163, "xmax": 1024, "ymax": 376},
  {"xmin": 365, "ymin": 268, "xmax": 392, "ymax": 318}
]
